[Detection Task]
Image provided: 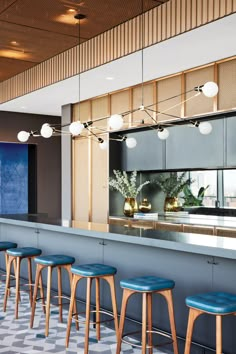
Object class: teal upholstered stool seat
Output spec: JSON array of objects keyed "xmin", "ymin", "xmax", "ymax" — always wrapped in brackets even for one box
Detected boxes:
[
  {"xmin": 3, "ymin": 246, "xmax": 42, "ymax": 319},
  {"xmin": 184, "ymin": 292, "xmax": 236, "ymax": 354},
  {"xmin": 30, "ymin": 253, "xmax": 76, "ymax": 337},
  {"xmin": 34, "ymin": 254, "xmax": 75, "ymax": 266},
  {"xmin": 0, "ymin": 241, "xmax": 17, "ymax": 289},
  {"xmin": 0, "ymin": 241, "xmax": 17, "ymax": 251},
  {"xmin": 116, "ymin": 275, "xmax": 179, "ymax": 354},
  {"xmin": 120, "ymin": 275, "xmax": 175, "ymax": 292},
  {"xmin": 66, "ymin": 263, "xmax": 119, "ymax": 354},
  {"xmin": 7, "ymin": 247, "xmax": 42, "ymax": 258},
  {"xmin": 186, "ymin": 292, "xmax": 236, "ymax": 314},
  {"xmin": 71, "ymin": 263, "xmax": 117, "ymax": 277}
]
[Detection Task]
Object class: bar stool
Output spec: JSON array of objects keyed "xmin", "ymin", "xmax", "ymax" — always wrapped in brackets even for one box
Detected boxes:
[
  {"xmin": 184, "ymin": 291, "xmax": 236, "ymax": 354},
  {"xmin": 3, "ymin": 246, "xmax": 42, "ymax": 319},
  {"xmin": 65, "ymin": 263, "xmax": 119, "ymax": 354},
  {"xmin": 30, "ymin": 254, "xmax": 76, "ymax": 337},
  {"xmin": 0, "ymin": 241, "xmax": 17, "ymax": 274},
  {"xmin": 116, "ymin": 275, "xmax": 179, "ymax": 354}
]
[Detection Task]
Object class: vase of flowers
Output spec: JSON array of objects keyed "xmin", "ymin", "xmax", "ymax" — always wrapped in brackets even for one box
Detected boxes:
[
  {"xmin": 109, "ymin": 170, "xmax": 150, "ymax": 217},
  {"xmin": 154, "ymin": 172, "xmax": 192, "ymax": 212}
]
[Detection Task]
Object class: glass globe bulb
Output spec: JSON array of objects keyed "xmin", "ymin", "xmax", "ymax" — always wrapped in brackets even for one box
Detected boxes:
[
  {"xmin": 40, "ymin": 123, "xmax": 53, "ymax": 138},
  {"xmin": 108, "ymin": 114, "xmax": 123, "ymax": 130},
  {"xmin": 99, "ymin": 140, "xmax": 108, "ymax": 150},
  {"xmin": 17, "ymin": 131, "xmax": 30, "ymax": 142},
  {"xmin": 198, "ymin": 121, "xmax": 212, "ymax": 135},
  {"xmin": 157, "ymin": 128, "xmax": 169, "ymax": 140},
  {"xmin": 69, "ymin": 121, "xmax": 84, "ymax": 135},
  {"xmin": 126, "ymin": 137, "xmax": 137, "ymax": 149},
  {"xmin": 202, "ymin": 82, "xmax": 219, "ymax": 98}
]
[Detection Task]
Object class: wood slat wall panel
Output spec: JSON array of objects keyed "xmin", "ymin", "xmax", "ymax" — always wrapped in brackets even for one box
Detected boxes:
[
  {"xmin": 214, "ymin": 0, "xmax": 221, "ymax": 18},
  {"xmin": 176, "ymin": 0, "xmax": 181, "ymax": 35},
  {"xmin": 185, "ymin": 65, "xmax": 215, "ymax": 117},
  {"xmin": 157, "ymin": 75, "xmax": 182, "ymax": 122},
  {"xmin": 171, "ymin": 0, "xmax": 176, "ymax": 36},
  {"xmin": 181, "ymin": 0, "xmax": 187, "ymax": 32},
  {"xmin": 0, "ymin": 0, "xmax": 235, "ymax": 103},
  {"xmin": 218, "ymin": 59, "xmax": 236, "ymax": 111},
  {"xmin": 132, "ymin": 83, "xmax": 154, "ymax": 125}
]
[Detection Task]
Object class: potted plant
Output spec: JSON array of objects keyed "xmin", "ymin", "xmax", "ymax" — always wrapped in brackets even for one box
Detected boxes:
[
  {"xmin": 182, "ymin": 185, "xmax": 209, "ymax": 207},
  {"xmin": 109, "ymin": 170, "xmax": 150, "ymax": 217},
  {"xmin": 154, "ymin": 172, "xmax": 191, "ymax": 211}
]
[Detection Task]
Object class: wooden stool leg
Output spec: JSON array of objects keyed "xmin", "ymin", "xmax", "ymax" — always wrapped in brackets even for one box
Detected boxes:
[
  {"xmin": 84, "ymin": 277, "xmax": 92, "ymax": 354},
  {"xmin": 57, "ymin": 266, "xmax": 63, "ymax": 322},
  {"xmin": 15, "ymin": 257, "xmax": 21, "ymax": 319},
  {"xmin": 12, "ymin": 257, "xmax": 21, "ymax": 302},
  {"xmin": 95, "ymin": 277, "xmax": 101, "ymax": 341},
  {"xmin": 3, "ymin": 255, "xmax": 14, "ymax": 311},
  {"xmin": 30, "ymin": 264, "xmax": 43, "ymax": 328},
  {"xmin": 116, "ymin": 289, "xmax": 134, "ymax": 354},
  {"xmin": 159, "ymin": 289, "xmax": 179, "ymax": 354},
  {"xmin": 39, "ymin": 270, "xmax": 46, "ymax": 314},
  {"xmin": 184, "ymin": 308, "xmax": 202, "ymax": 354},
  {"xmin": 105, "ymin": 275, "xmax": 119, "ymax": 338},
  {"xmin": 66, "ymin": 264, "xmax": 79, "ymax": 330},
  {"xmin": 216, "ymin": 315, "xmax": 222, "ymax": 354},
  {"xmin": 147, "ymin": 292, "xmax": 153, "ymax": 354},
  {"xmin": 28, "ymin": 257, "xmax": 33, "ymax": 307},
  {"xmin": 65, "ymin": 275, "xmax": 80, "ymax": 347},
  {"xmin": 142, "ymin": 292, "xmax": 147, "ymax": 354},
  {"xmin": 45, "ymin": 266, "xmax": 52, "ymax": 337}
]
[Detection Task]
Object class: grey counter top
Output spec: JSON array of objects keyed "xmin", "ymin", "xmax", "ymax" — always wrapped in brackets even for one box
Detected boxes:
[{"xmin": 1, "ymin": 215, "xmax": 236, "ymax": 260}]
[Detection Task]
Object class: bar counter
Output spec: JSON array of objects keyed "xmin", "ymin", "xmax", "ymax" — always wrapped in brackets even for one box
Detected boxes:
[
  {"xmin": 1, "ymin": 214, "xmax": 236, "ymax": 259},
  {"xmin": 0, "ymin": 215, "xmax": 236, "ymax": 353}
]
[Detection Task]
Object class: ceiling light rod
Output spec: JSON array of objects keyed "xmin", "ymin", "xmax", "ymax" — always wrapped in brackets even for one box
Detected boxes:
[{"xmin": 140, "ymin": 0, "xmax": 144, "ymax": 108}]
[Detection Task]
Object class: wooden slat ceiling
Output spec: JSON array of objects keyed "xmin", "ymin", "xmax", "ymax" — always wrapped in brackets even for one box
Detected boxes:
[{"xmin": 0, "ymin": 0, "xmax": 167, "ymax": 82}]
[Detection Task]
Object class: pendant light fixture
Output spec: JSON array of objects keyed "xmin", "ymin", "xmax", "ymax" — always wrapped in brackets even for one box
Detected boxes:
[{"xmin": 16, "ymin": 7, "xmax": 219, "ymax": 145}]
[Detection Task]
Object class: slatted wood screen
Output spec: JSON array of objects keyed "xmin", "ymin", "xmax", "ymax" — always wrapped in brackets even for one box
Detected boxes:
[{"xmin": 1, "ymin": 0, "xmax": 235, "ymax": 103}]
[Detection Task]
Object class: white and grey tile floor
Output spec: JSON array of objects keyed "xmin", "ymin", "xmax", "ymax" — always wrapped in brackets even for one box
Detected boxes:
[{"xmin": 0, "ymin": 283, "xmax": 169, "ymax": 354}]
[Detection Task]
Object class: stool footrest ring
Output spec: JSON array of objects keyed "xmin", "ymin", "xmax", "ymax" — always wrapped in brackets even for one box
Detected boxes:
[
  {"xmin": 122, "ymin": 329, "xmax": 173, "ymax": 349},
  {"xmin": 72, "ymin": 309, "xmax": 115, "ymax": 325}
]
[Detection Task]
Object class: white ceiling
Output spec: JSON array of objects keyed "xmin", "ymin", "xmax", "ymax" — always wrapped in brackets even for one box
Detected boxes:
[{"xmin": 0, "ymin": 13, "xmax": 235, "ymax": 117}]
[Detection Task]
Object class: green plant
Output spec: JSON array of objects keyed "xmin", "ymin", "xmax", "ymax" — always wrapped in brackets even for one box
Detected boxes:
[
  {"xmin": 182, "ymin": 185, "xmax": 209, "ymax": 206},
  {"xmin": 154, "ymin": 172, "xmax": 191, "ymax": 198},
  {"xmin": 109, "ymin": 170, "xmax": 150, "ymax": 198}
]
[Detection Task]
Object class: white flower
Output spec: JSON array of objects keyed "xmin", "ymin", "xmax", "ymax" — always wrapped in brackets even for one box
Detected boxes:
[{"xmin": 109, "ymin": 170, "xmax": 150, "ymax": 198}]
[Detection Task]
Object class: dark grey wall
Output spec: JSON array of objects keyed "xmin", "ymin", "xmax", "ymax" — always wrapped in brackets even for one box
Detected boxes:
[{"xmin": 0, "ymin": 111, "xmax": 61, "ymax": 218}]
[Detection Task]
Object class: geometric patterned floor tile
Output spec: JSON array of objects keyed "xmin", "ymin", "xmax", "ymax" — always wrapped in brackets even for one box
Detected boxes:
[{"xmin": 0, "ymin": 283, "xmax": 170, "ymax": 354}]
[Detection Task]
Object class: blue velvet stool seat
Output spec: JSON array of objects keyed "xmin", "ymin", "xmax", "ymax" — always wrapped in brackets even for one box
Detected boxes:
[
  {"xmin": 184, "ymin": 291, "xmax": 236, "ymax": 354},
  {"xmin": 3, "ymin": 246, "xmax": 42, "ymax": 319},
  {"xmin": 116, "ymin": 275, "xmax": 179, "ymax": 354},
  {"xmin": 30, "ymin": 254, "xmax": 76, "ymax": 337},
  {"xmin": 66, "ymin": 263, "xmax": 119, "ymax": 354}
]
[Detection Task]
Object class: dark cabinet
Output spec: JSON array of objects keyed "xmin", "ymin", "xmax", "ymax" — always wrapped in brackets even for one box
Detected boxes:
[
  {"xmin": 166, "ymin": 119, "xmax": 224, "ymax": 169},
  {"xmin": 226, "ymin": 115, "xmax": 236, "ymax": 167},
  {"xmin": 121, "ymin": 130, "xmax": 164, "ymax": 171}
]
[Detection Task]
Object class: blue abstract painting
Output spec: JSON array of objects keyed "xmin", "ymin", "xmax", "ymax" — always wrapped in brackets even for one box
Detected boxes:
[{"xmin": 0, "ymin": 143, "xmax": 28, "ymax": 214}]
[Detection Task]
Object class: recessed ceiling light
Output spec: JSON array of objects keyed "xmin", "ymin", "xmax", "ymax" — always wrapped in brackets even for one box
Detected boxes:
[
  {"xmin": 11, "ymin": 41, "xmax": 18, "ymax": 45},
  {"xmin": 21, "ymin": 106, "xmax": 26, "ymax": 109},
  {"xmin": 106, "ymin": 77, "xmax": 114, "ymax": 80},
  {"xmin": 68, "ymin": 9, "xmax": 76, "ymax": 12}
]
